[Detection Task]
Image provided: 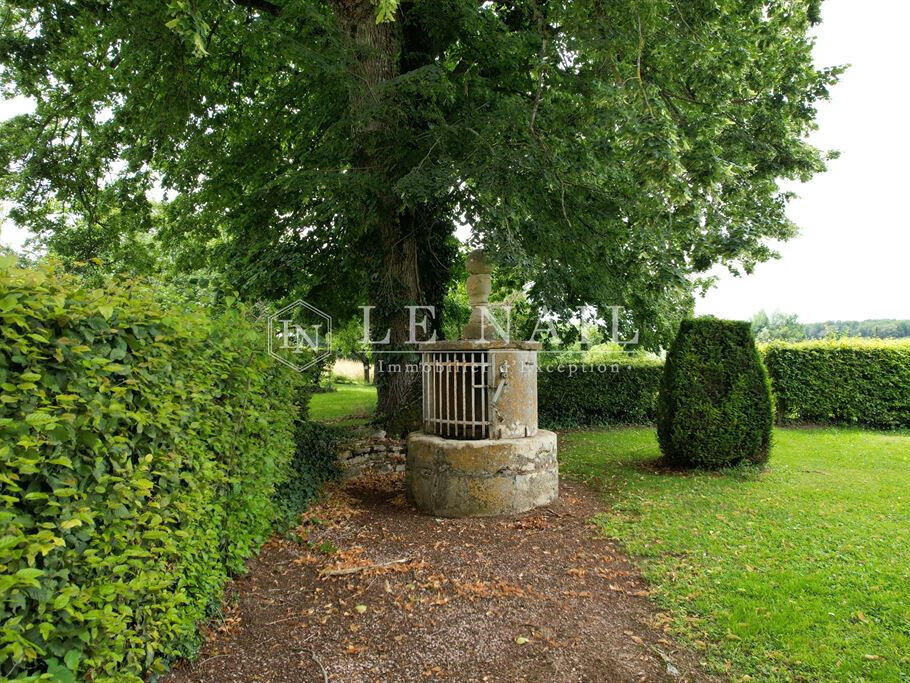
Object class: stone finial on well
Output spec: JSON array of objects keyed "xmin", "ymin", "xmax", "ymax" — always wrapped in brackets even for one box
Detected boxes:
[{"xmin": 463, "ymin": 248, "xmax": 497, "ymax": 340}]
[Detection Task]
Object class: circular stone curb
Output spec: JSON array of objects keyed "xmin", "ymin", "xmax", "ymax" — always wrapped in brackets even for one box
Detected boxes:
[{"xmin": 405, "ymin": 431, "xmax": 559, "ymax": 518}]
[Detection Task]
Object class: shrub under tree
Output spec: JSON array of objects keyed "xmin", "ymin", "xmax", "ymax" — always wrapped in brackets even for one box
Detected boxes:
[{"xmin": 657, "ymin": 318, "xmax": 773, "ymax": 468}]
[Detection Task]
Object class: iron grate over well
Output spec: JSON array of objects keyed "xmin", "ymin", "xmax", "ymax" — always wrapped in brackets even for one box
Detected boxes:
[{"xmin": 421, "ymin": 351, "xmax": 490, "ymax": 440}]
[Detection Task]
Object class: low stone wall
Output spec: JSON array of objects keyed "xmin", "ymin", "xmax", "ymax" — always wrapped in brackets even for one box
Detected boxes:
[{"xmin": 338, "ymin": 431, "xmax": 407, "ymax": 478}]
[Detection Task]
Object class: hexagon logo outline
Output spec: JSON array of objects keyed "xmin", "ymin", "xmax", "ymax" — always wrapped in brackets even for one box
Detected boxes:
[{"xmin": 266, "ymin": 300, "xmax": 333, "ymax": 373}]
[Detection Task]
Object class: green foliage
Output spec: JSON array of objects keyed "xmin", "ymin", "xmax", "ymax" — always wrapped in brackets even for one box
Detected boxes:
[
  {"xmin": 752, "ymin": 311, "xmax": 910, "ymax": 342},
  {"xmin": 537, "ymin": 337, "xmax": 910, "ymax": 433},
  {"xmin": 0, "ymin": 0, "xmax": 843, "ymax": 429},
  {"xmin": 441, "ymin": 278, "xmax": 470, "ymax": 343},
  {"xmin": 308, "ymin": 384, "xmax": 378, "ymax": 426},
  {"xmin": 0, "ymin": 0, "xmax": 840, "ymax": 353},
  {"xmin": 657, "ymin": 318, "xmax": 773, "ymax": 468},
  {"xmin": 580, "ymin": 342, "xmax": 627, "ymax": 364},
  {"xmin": 538, "ymin": 360, "xmax": 663, "ymax": 430},
  {"xmin": 750, "ymin": 310, "xmax": 806, "ymax": 342},
  {"xmin": 331, "ymin": 317, "xmax": 373, "ymax": 383},
  {"xmin": 763, "ymin": 339, "xmax": 910, "ymax": 429},
  {"xmin": 374, "ymin": 0, "xmax": 401, "ymax": 23},
  {"xmin": 274, "ymin": 421, "xmax": 341, "ymax": 530},
  {"xmin": 803, "ymin": 318, "xmax": 910, "ymax": 340},
  {"xmin": 0, "ymin": 262, "xmax": 326, "ymax": 681}
]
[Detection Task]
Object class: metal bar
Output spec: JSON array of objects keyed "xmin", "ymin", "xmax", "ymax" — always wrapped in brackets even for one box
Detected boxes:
[
  {"xmin": 436, "ymin": 353, "xmax": 445, "ymax": 436},
  {"xmin": 441, "ymin": 353, "xmax": 445, "ymax": 437},
  {"xmin": 449, "ymin": 353, "xmax": 455, "ymax": 438},
  {"xmin": 420, "ymin": 353, "xmax": 429, "ymax": 432},
  {"xmin": 480, "ymin": 354, "xmax": 486, "ymax": 439},
  {"xmin": 426, "ymin": 353, "xmax": 431, "ymax": 433},
  {"xmin": 460, "ymin": 352, "xmax": 466, "ymax": 438},
  {"xmin": 440, "ymin": 353, "xmax": 445, "ymax": 437},
  {"xmin": 470, "ymin": 353, "xmax": 475, "ymax": 439},
  {"xmin": 428, "ymin": 352, "xmax": 431, "ymax": 433},
  {"xmin": 445, "ymin": 353, "xmax": 450, "ymax": 438},
  {"xmin": 417, "ymin": 350, "xmax": 499, "ymax": 439},
  {"xmin": 448, "ymin": 353, "xmax": 454, "ymax": 438},
  {"xmin": 453, "ymin": 353, "xmax": 458, "ymax": 438},
  {"xmin": 454, "ymin": 353, "xmax": 459, "ymax": 438},
  {"xmin": 439, "ymin": 353, "xmax": 444, "ymax": 437},
  {"xmin": 432, "ymin": 353, "xmax": 438, "ymax": 435}
]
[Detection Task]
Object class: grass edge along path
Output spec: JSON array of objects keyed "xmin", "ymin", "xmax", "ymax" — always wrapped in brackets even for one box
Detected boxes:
[{"xmin": 560, "ymin": 427, "xmax": 910, "ymax": 682}]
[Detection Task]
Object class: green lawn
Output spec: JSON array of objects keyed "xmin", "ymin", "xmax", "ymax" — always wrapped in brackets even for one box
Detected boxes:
[
  {"xmin": 561, "ymin": 427, "xmax": 910, "ymax": 682},
  {"xmin": 308, "ymin": 383, "xmax": 377, "ymax": 425}
]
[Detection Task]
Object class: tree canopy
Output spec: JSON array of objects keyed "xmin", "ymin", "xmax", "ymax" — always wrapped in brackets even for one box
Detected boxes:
[
  {"xmin": 0, "ymin": 0, "xmax": 840, "ymax": 430},
  {"xmin": 751, "ymin": 309, "xmax": 806, "ymax": 342}
]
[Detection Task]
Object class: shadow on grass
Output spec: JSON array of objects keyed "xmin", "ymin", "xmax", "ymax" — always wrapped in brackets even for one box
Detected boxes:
[{"xmin": 641, "ymin": 457, "xmax": 768, "ymax": 482}]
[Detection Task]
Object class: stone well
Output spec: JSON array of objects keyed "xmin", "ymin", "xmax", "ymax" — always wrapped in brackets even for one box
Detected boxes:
[{"xmin": 406, "ymin": 251, "xmax": 558, "ymax": 517}]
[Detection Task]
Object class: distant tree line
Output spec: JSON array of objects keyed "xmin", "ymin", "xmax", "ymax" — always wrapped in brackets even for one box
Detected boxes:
[
  {"xmin": 751, "ymin": 311, "xmax": 910, "ymax": 342},
  {"xmin": 803, "ymin": 319, "xmax": 910, "ymax": 340}
]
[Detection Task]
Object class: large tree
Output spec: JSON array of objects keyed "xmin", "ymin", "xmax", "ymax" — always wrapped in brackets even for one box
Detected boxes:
[{"xmin": 0, "ymin": 0, "xmax": 839, "ymax": 432}]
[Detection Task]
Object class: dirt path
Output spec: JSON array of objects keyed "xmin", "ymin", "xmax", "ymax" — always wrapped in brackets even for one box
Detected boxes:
[{"xmin": 163, "ymin": 474, "xmax": 711, "ymax": 683}]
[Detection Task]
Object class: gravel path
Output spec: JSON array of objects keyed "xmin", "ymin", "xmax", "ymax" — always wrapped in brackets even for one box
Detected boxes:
[{"xmin": 163, "ymin": 473, "xmax": 712, "ymax": 683}]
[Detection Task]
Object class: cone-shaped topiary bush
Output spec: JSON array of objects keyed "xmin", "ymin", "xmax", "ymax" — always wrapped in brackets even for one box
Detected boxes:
[{"xmin": 657, "ymin": 318, "xmax": 773, "ymax": 468}]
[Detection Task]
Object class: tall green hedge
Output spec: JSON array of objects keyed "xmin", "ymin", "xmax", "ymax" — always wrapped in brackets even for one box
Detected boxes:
[
  {"xmin": 0, "ymin": 262, "xmax": 331, "ymax": 681},
  {"xmin": 538, "ymin": 360, "xmax": 663, "ymax": 429},
  {"xmin": 657, "ymin": 318, "xmax": 773, "ymax": 468},
  {"xmin": 763, "ymin": 339, "xmax": 910, "ymax": 429}
]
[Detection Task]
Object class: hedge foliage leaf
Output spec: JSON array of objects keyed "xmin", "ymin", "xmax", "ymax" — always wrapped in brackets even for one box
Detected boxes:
[{"xmin": 0, "ymin": 263, "xmax": 334, "ymax": 681}]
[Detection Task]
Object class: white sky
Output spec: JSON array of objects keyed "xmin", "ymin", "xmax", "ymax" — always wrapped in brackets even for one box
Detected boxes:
[
  {"xmin": 695, "ymin": 0, "xmax": 910, "ymax": 321},
  {"xmin": 2, "ymin": 0, "xmax": 908, "ymax": 323}
]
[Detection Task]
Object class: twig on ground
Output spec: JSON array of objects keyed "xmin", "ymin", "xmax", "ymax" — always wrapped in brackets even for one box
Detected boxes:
[
  {"xmin": 310, "ymin": 648, "xmax": 328, "ymax": 683},
  {"xmin": 264, "ymin": 613, "xmax": 301, "ymax": 627},
  {"xmin": 198, "ymin": 652, "xmax": 231, "ymax": 666},
  {"xmin": 319, "ymin": 557, "xmax": 409, "ymax": 577}
]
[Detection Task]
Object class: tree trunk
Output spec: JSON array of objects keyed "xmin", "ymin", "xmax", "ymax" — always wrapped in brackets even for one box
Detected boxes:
[
  {"xmin": 373, "ymin": 206, "xmax": 455, "ymax": 434},
  {"xmin": 371, "ymin": 219, "xmax": 423, "ymax": 435},
  {"xmin": 331, "ymin": 1, "xmax": 454, "ymax": 435},
  {"xmin": 331, "ymin": 1, "xmax": 414, "ymax": 435}
]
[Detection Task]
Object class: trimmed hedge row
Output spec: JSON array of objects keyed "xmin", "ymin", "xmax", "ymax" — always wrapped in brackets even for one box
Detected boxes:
[
  {"xmin": 538, "ymin": 360, "xmax": 663, "ymax": 429},
  {"xmin": 538, "ymin": 339, "xmax": 910, "ymax": 431},
  {"xmin": 0, "ymin": 263, "xmax": 334, "ymax": 681},
  {"xmin": 763, "ymin": 339, "xmax": 910, "ymax": 429}
]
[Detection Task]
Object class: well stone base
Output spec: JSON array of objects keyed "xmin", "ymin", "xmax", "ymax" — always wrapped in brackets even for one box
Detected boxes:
[{"xmin": 406, "ymin": 431, "xmax": 558, "ymax": 518}]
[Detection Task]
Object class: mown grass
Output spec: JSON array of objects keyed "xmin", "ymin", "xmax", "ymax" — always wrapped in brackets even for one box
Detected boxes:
[
  {"xmin": 308, "ymin": 383, "xmax": 377, "ymax": 425},
  {"xmin": 560, "ymin": 427, "xmax": 910, "ymax": 682}
]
